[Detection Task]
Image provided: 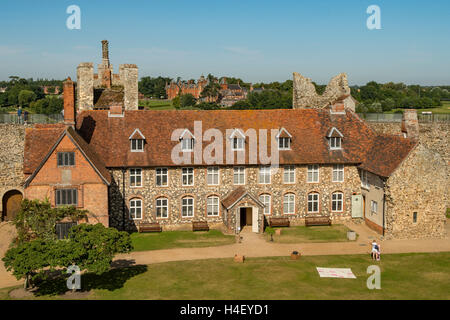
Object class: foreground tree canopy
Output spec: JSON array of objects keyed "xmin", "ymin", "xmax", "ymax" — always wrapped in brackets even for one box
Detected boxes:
[
  {"xmin": 3, "ymin": 224, "xmax": 132, "ymax": 288},
  {"xmin": 2, "ymin": 199, "xmax": 133, "ymax": 289}
]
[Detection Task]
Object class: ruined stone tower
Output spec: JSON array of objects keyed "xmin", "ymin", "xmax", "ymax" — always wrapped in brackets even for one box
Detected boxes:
[
  {"xmin": 292, "ymin": 72, "xmax": 356, "ymax": 112},
  {"xmin": 76, "ymin": 40, "xmax": 138, "ymax": 111}
]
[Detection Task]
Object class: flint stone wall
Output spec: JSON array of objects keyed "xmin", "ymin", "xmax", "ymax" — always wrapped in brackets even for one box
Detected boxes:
[
  {"xmin": 108, "ymin": 165, "xmax": 359, "ymax": 232},
  {"xmin": 368, "ymin": 122, "xmax": 449, "ymax": 209},
  {"xmin": 0, "ymin": 124, "xmax": 27, "ymax": 212},
  {"xmin": 385, "ymin": 144, "xmax": 447, "ymax": 239}
]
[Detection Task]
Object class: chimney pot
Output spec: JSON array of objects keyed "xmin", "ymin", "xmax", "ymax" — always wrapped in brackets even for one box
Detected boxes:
[{"xmin": 63, "ymin": 77, "xmax": 76, "ymax": 127}]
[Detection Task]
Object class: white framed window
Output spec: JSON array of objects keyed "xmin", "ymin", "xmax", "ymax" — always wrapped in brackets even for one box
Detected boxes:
[
  {"xmin": 361, "ymin": 170, "xmax": 370, "ymax": 189},
  {"xmin": 231, "ymin": 137, "xmax": 244, "ymax": 151},
  {"xmin": 130, "ymin": 168, "xmax": 142, "ymax": 187},
  {"xmin": 259, "ymin": 194, "xmax": 271, "ymax": 215},
  {"xmin": 182, "ymin": 197, "xmax": 194, "ymax": 218},
  {"xmin": 55, "ymin": 189, "xmax": 78, "ymax": 206},
  {"xmin": 182, "ymin": 167, "xmax": 194, "ymax": 186},
  {"xmin": 283, "ymin": 165, "xmax": 295, "ymax": 184},
  {"xmin": 130, "ymin": 199, "xmax": 142, "ymax": 220},
  {"xmin": 181, "ymin": 138, "xmax": 194, "ymax": 152},
  {"xmin": 156, "ymin": 198, "xmax": 168, "ymax": 218},
  {"xmin": 233, "ymin": 167, "xmax": 245, "ymax": 185},
  {"xmin": 207, "ymin": 167, "xmax": 219, "ymax": 185},
  {"xmin": 230, "ymin": 129, "xmax": 245, "ymax": 151},
  {"xmin": 259, "ymin": 166, "xmax": 271, "ymax": 184},
  {"xmin": 332, "ymin": 164, "xmax": 344, "ymax": 182},
  {"xmin": 329, "ymin": 137, "xmax": 342, "ymax": 150},
  {"xmin": 278, "ymin": 137, "xmax": 291, "ymax": 150},
  {"xmin": 371, "ymin": 200, "xmax": 378, "ymax": 214},
  {"xmin": 57, "ymin": 152, "xmax": 75, "ymax": 167},
  {"xmin": 207, "ymin": 196, "xmax": 219, "ymax": 216},
  {"xmin": 332, "ymin": 192, "xmax": 344, "ymax": 212},
  {"xmin": 307, "ymin": 165, "xmax": 319, "ymax": 183},
  {"xmin": 307, "ymin": 193, "xmax": 319, "ymax": 213},
  {"xmin": 131, "ymin": 139, "xmax": 144, "ymax": 152},
  {"xmin": 283, "ymin": 193, "xmax": 295, "ymax": 214},
  {"xmin": 156, "ymin": 168, "xmax": 168, "ymax": 187}
]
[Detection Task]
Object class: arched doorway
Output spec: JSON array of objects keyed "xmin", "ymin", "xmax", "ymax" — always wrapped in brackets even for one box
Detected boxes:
[{"xmin": 2, "ymin": 190, "xmax": 23, "ymax": 222}]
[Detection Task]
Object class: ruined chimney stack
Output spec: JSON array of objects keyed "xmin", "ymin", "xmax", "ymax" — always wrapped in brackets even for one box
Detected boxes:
[
  {"xmin": 401, "ymin": 109, "xmax": 419, "ymax": 140},
  {"xmin": 101, "ymin": 40, "xmax": 110, "ymax": 65},
  {"xmin": 63, "ymin": 77, "xmax": 76, "ymax": 127}
]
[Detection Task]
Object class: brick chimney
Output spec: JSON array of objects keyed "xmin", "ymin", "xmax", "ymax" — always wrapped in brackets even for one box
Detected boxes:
[
  {"xmin": 401, "ymin": 109, "xmax": 419, "ymax": 139},
  {"xmin": 330, "ymin": 95, "xmax": 348, "ymax": 114},
  {"xmin": 63, "ymin": 77, "xmax": 76, "ymax": 127}
]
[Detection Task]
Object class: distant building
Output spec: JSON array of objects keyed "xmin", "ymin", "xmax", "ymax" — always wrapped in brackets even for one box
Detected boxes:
[
  {"xmin": 218, "ymin": 78, "xmax": 248, "ymax": 107},
  {"xmin": 165, "ymin": 76, "xmax": 208, "ymax": 100},
  {"xmin": 42, "ymin": 86, "xmax": 61, "ymax": 95}
]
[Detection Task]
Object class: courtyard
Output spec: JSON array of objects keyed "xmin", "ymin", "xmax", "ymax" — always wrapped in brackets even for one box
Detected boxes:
[{"xmin": 1, "ymin": 252, "xmax": 449, "ymax": 300}]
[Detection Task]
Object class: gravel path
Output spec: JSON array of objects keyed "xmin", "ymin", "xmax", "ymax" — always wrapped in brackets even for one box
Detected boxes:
[{"xmin": 0, "ymin": 222, "xmax": 22, "ymax": 289}]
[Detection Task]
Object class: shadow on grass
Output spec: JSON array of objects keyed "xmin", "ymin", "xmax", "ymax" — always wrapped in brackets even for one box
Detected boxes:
[{"xmin": 32, "ymin": 261, "xmax": 147, "ymax": 297}]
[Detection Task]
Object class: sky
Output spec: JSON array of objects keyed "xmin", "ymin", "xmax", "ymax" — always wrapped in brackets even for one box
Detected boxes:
[{"xmin": 0, "ymin": 0, "xmax": 449, "ymax": 85}]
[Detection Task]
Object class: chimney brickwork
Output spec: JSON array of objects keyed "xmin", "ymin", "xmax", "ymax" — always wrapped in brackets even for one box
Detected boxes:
[{"xmin": 63, "ymin": 77, "xmax": 76, "ymax": 127}]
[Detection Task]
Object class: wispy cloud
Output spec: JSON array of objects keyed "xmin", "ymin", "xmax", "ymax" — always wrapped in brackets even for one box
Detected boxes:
[
  {"xmin": 73, "ymin": 45, "xmax": 93, "ymax": 50},
  {"xmin": 0, "ymin": 46, "xmax": 26, "ymax": 56},
  {"xmin": 224, "ymin": 46, "xmax": 261, "ymax": 56}
]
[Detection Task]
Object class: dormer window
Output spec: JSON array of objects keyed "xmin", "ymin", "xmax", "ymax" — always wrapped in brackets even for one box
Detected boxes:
[
  {"xmin": 327, "ymin": 127, "xmax": 343, "ymax": 150},
  {"xmin": 276, "ymin": 128, "xmax": 292, "ymax": 150},
  {"xmin": 230, "ymin": 129, "xmax": 245, "ymax": 151},
  {"xmin": 131, "ymin": 139, "xmax": 144, "ymax": 152},
  {"xmin": 181, "ymin": 138, "xmax": 194, "ymax": 152},
  {"xmin": 232, "ymin": 137, "xmax": 244, "ymax": 151},
  {"xmin": 129, "ymin": 128, "xmax": 146, "ymax": 152},
  {"xmin": 179, "ymin": 129, "xmax": 195, "ymax": 152},
  {"xmin": 329, "ymin": 137, "xmax": 342, "ymax": 149},
  {"xmin": 278, "ymin": 137, "xmax": 291, "ymax": 150}
]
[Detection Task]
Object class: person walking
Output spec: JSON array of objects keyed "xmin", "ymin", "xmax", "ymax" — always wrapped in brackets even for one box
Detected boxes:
[
  {"xmin": 23, "ymin": 110, "xmax": 29, "ymax": 125},
  {"xmin": 17, "ymin": 107, "xmax": 23, "ymax": 124}
]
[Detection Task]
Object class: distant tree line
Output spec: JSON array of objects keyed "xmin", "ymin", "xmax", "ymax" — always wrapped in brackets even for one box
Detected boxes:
[
  {"xmin": 352, "ymin": 81, "xmax": 450, "ymax": 113},
  {"xmin": 0, "ymin": 76, "xmax": 63, "ymax": 114},
  {"xmin": 138, "ymin": 76, "xmax": 172, "ymax": 99}
]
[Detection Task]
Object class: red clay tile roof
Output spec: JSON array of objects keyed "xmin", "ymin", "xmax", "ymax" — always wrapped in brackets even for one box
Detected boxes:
[
  {"xmin": 359, "ymin": 134, "xmax": 417, "ymax": 178},
  {"xmin": 24, "ymin": 109, "xmax": 417, "ymax": 180},
  {"xmin": 23, "ymin": 125, "xmax": 111, "ymax": 185},
  {"xmin": 23, "ymin": 124, "xmax": 66, "ymax": 174},
  {"xmin": 75, "ymin": 109, "xmax": 378, "ymax": 168},
  {"xmin": 221, "ymin": 187, "xmax": 264, "ymax": 209},
  {"xmin": 222, "ymin": 187, "xmax": 247, "ymax": 209},
  {"xmin": 66, "ymin": 127, "xmax": 111, "ymax": 184}
]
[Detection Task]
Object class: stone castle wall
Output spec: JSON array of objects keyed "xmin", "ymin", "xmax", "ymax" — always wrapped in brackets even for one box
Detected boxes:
[
  {"xmin": 76, "ymin": 63, "xmax": 94, "ymax": 111},
  {"xmin": 385, "ymin": 144, "xmax": 447, "ymax": 239},
  {"xmin": 368, "ymin": 122, "xmax": 449, "ymax": 209},
  {"xmin": 0, "ymin": 124, "xmax": 28, "ymax": 215}
]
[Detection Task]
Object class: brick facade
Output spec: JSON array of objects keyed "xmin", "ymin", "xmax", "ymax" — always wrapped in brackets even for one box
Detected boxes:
[{"xmin": 25, "ymin": 134, "xmax": 109, "ymax": 226}]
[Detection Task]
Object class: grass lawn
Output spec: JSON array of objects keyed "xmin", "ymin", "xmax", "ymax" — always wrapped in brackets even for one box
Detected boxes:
[
  {"xmin": 4, "ymin": 252, "xmax": 449, "ymax": 300},
  {"xmin": 130, "ymin": 230, "xmax": 235, "ymax": 251},
  {"xmin": 388, "ymin": 101, "xmax": 450, "ymax": 114},
  {"xmin": 266, "ymin": 225, "xmax": 353, "ymax": 243},
  {"xmin": 139, "ymin": 99, "xmax": 174, "ymax": 110}
]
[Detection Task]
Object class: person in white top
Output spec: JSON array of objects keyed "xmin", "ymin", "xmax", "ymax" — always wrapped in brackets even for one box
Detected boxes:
[{"xmin": 371, "ymin": 240, "xmax": 381, "ymax": 260}]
